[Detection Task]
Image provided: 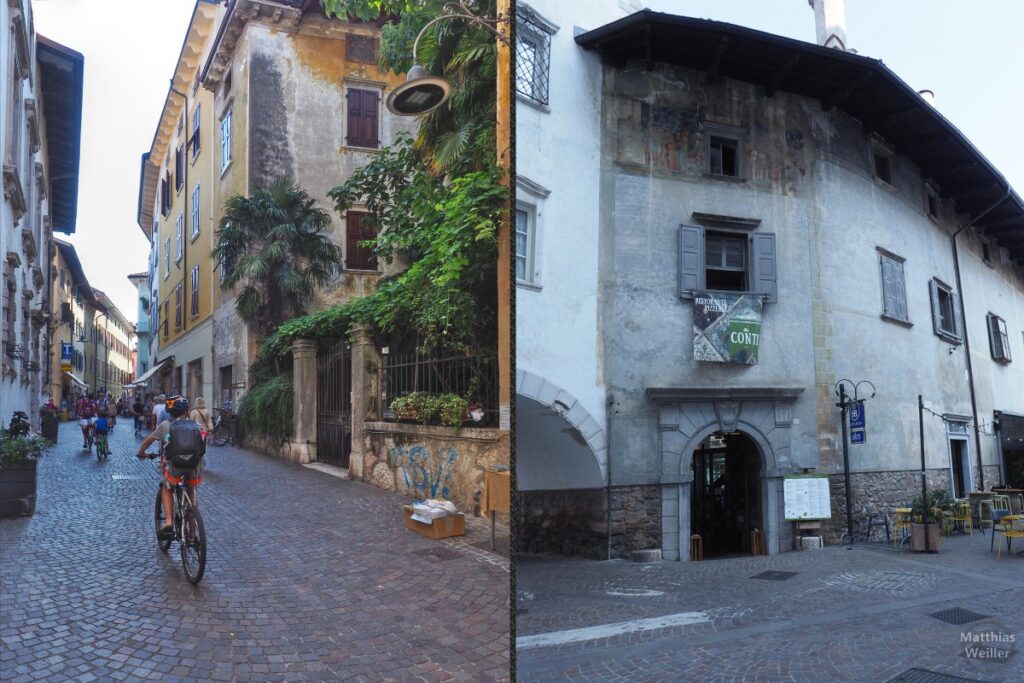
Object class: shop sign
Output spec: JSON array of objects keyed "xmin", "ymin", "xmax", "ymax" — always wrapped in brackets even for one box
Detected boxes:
[
  {"xmin": 60, "ymin": 342, "xmax": 72, "ymax": 372},
  {"xmin": 693, "ymin": 290, "xmax": 763, "ymax": 365}
]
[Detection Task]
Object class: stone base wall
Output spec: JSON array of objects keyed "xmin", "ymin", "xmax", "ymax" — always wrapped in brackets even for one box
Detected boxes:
[
  {"xmin": 610, "ymin": 485, "xmax": 662, "ymax": 558},
  {"xmin": 518, "ymin": 489, "xmax": 608, "ymax": 559},
  {"xmin": 361, "ymin": 421, "xmax": 509, "ymax": 522},
  {"xmin": 826, "ymin": 468, "xmax": 951, "ymax": 541},
  {"xmin": 517, "ymin": 484, "xmax": 662, "ymax": 560}
]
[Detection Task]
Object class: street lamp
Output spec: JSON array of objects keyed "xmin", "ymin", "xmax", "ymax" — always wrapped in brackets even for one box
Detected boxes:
[
  {"xmin": 385, "ymin": 0, "xmax": 509, "ymax": 116},
  {"xmin": 834, "ymin": 378, "xmax": 876, "ymax": 545}
]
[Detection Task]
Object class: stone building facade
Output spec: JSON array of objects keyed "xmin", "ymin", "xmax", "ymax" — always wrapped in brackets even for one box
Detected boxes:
[
  {"xmin": 1, "ymin": 0, "xmax": 82, "ymax": 428},
  {"xmin": 517, "ymin": 5, "xmax": 1024, "ymax": 560}
]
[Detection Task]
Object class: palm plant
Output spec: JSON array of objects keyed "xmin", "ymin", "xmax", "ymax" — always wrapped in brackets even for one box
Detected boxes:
[{"xmin": 212, "ymin": 177, "xmax": 343, "ymax": 335}]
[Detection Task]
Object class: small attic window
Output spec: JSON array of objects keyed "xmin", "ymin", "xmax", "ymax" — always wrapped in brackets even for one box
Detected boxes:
[
  {"xmin": 982, "ymin": 236, "xmax": 992, "ymax": 266},
  {"xmin": 926, "ymin": 189, "xmax": 939, "ymax": 219},
  {"xmin": 709, "ymin": 136, "xmax": 739, "ymax": 177},
  {"xmin": 223, "ymin": 70, "xmax": 232, "ymax": 98},
  {"xmin": 873, "ymin": 150, "xmax": 892, "ymax": 185}
]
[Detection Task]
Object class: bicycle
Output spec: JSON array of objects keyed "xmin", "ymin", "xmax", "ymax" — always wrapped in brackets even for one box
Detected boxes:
[
  {"xmin": 142, "ymin": 450, "xmax": 207, "ymax": 584},
  {"xmin": 94, "ymin": 422, "xmax": 110, "ymax": 461},
  {"xmin": 211, "ymin": 410, "xmax": 235, "ymax": 447}
]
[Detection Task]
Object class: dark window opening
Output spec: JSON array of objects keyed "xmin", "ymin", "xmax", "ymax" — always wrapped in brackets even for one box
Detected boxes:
[
  {"xmin": 937, "ymin": 287, "xmax": 955, "ymax": 335},
  {"xmin": 705, "ymin": 233, "xmax": 746, "ymax": 292},
  {"xmin": 709, "ymin": 137, "xmax": 738, "ymax": 177},
  {"xmin": 927, "ymin": 193, "xmax": 938, "ymax": 218},
  {"xmin": 174, "ymin": 146, "xmax": 184, "ymax": 191},
  {"xmin": 982, "ymin": 239, "xmax": 992, "ymax": 264},
  {"xmin": 874, "ymin": 152, "xmax": 892, "ymax": 185}
]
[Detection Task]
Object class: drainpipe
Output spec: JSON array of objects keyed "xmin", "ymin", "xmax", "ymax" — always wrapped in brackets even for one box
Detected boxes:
[
  {"xmin": 171, "ymin": 84, "xmax": 190, "ymax": 395},
  {"xmin": 606, "ymin": 392, "xmax": 614, "ymax": 561},
  {"xmin": 951, "ymin": 184, "xmax": 1011, "ymax": 492}
]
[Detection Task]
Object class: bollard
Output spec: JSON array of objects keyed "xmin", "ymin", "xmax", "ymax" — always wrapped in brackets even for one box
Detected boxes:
[{"xmin": 690, "ymin": 534, "xmax": 703, "ymax": 561}]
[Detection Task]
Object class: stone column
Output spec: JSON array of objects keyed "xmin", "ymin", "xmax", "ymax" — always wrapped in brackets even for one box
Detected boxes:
[
  {"xmin": 289, "ymin": 338, "xmax": 317, "ymax": 464},
  {"xmin": 349, "ymin": 325, "xmax": 379, "ymax": 479}
]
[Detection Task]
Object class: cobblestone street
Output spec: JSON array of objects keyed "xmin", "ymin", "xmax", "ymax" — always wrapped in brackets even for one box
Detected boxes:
[
  {"xmin": 0, "ymin": 422, "xmax": 509, "ymax": 682},
  {"xmin": 517, "ymin": 537, "xmax": 1024, "ymax": 682}
]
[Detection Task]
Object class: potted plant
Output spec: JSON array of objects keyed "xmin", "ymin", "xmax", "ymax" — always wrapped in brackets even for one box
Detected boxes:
[
  {"xmin": 0, "ymin": 432, "xmax": 50, "ymax": 517},
  {"xmin": 909, "ymin": 488, "xmax": 955, "ymax": 552},
  {"xmin": 437, "ymin": 394, "xmax": 469, "ymax": 428},
  {"xmin": 391, "ymin": 392, "xmax": 426, "ymax": 423}
]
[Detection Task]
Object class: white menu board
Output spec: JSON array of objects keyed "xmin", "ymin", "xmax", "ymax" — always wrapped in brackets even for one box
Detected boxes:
[{"xmin": 783, "ymin": 475, "xmax": 832, "ymax": 520}]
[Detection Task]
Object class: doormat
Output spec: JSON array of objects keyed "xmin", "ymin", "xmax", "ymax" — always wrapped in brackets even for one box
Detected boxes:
[
  {"xmin": 749, "ymin": 570, "xmax": 797, "ymax": 581},
  {"xmin": 885, "ymin": 668, "xmax": 988, "ymax": 683},
  {"xmin": 929, "ymin": 607, "xmax": 989, "ymax": 626}
]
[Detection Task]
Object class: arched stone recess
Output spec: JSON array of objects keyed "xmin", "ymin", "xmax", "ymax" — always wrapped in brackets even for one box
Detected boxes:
[
  {"xmin": 647, "ymin": 387, "xmax": 803, "ymax": 561},
  {"xmin": 517, "ymin": 368, "xmax": 607, "ymax": 488}
]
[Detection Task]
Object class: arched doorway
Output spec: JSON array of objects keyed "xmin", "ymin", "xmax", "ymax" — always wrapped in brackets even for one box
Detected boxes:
[{"xmin": 691, "ymin": 431, "xmax": 763, "ymax": 557}]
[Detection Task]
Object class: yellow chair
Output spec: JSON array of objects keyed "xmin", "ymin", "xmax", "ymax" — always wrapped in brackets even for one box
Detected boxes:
[
  {"xmin": 892, "ymin": 508, "xmax": 912, "ymax": 548},
  {"xmin": 995, "ymin": 518, "xmax": 1024, "ymax": 559},
  {"xmin": 947, "ymin": 501, "xmax": 973, "ymax": 537}
]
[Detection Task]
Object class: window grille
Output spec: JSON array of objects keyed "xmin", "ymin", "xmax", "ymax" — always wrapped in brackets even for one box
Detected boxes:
[{"xmin": 516, "ymin": 7, "xmax": 551, "ymax": 106}]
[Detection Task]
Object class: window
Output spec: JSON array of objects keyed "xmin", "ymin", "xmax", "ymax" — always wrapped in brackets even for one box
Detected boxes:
[
  {"xmin": 925, "ymin": 187, "xmax": 939, "ymax": 220},
  {"xmin": 987, "ymin": 313, "xmax": 1011, "ymax": 363},
  {"xmin": 346, "ymin": 34, "xmax": 377, "ymax": 63},
  {"xmin": 515, "ymin": 206, "xmax": 534, "ymax": 283},
  {"xmin": 877, "ymin": 248, "xmax": 909, "ymax": 324},
  {"xmin": 345, "ymin": 88, "xmax": 379, "ymax": 149},
  {"xmin": 678, "ymin": 225, "xmax": 777, "ymax": 301},
  {"xmin": 174, "ymin": 284, "xmax": 183, "ymax": 330},
  {"xmin": 981, "ymin": 236, "xmax": 993, "ymax": 266},
  {"xmin": 873, "ymin": 149, "xmax": 893, "ymax": 185},
  {"xmin": 345, "ymin": 211, "xmax": 378, "ymax": 271},
  {"xmin": 515, "ymin": 5, "xmax": 553, "ymax": 106},
  {"xmin": 164, "ymin": 238, "xmax": 170, "ymax": 279},
  {"xmin": 160, "ymin": 174, "xmax": 171, "ymax": 216},
  {"xmin": 174, "ymin": 146, "xmax": 183, "ymax": 191},
  {"xmin": 191, "ymin": 185, "xmax": 200, "ymax": 239},
  {"xmin": 162, "ymin": 301, "xmax": 169, "ymax": 338},
  {"xmin": 175, "ymin": 214, "xmax": 183, "ymax": 262},
  {"xmin": 218, "ymin": 249, "xmax": 227, "ymax": 285},
  {"xmin": 220, "ymin": 110, "xmax": 232, "ymax": 171},
  {"xmin": 191, "ymin": 104, "xmax": 201, "ymax": 157},
  {"xmin": 708, "ymin": 137, "xmax": 739, "ymax": 177},
  {"xmin": 929, "ymin": 279, "xmax": 961, "ymax": 343},
  {"xmin": 190, "ymin": 265, "xmax": 200, "ymax": 317}
]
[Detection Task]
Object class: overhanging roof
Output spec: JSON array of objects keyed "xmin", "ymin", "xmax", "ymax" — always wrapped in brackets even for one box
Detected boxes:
[
  {"xmin": 54, "ymin": 238, "xmax": 99, "ymax": 308},
  {"xmin": 576, "ymin": 11, "xmax": 1024, "ymax": 262},
  {"xmin": 127, "ymin": 358, "xmax": 172, "ymax": 387},
  {"xmin": 36, "ymin": 35, "xmax": 84, "ymax": 235}
]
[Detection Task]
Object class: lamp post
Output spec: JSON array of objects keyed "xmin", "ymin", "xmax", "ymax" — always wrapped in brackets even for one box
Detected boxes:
[
  {"xmin": 386, "ymin": 0, "xmax": 512, "ymax": 432},
  {"xmin": 834, "ymin": 378, "xmax": 876, "ymax": 543}
]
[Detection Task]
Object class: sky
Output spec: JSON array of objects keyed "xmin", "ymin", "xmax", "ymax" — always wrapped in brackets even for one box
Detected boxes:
[{"xmin": 30, "ymin": 0, "xmax": 1024, "ymax": 325}]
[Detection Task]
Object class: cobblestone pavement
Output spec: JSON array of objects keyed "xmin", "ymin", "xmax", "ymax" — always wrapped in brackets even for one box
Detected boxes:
[
  {"xmin": 1, "ymin": 422, "xmax": 510, "ymax": 682},
  {"xmin": 517, "ymin": 536, "xmax": 1024, "ymax": 682}
]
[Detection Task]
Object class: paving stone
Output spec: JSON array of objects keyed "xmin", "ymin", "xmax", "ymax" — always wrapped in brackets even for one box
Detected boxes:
[{"xmin": 1, "ymin": 422, "xmax": 509, "ymax": 681}]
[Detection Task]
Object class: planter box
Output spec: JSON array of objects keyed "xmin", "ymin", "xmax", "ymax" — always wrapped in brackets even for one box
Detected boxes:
[
  {"xmin": 403, "ymin": 505, "xmax": 465, "ymax": 539},
  {"xmin": 41, "ymin": 413, "xmax": 59, "ymax": 442},
  {"xmin": 0, "ymin": 459, "xmax": 38, "ymax": 517},
  {"xmin": 910, "ymin": 522, "xmax": 941, "ymax": 552}
]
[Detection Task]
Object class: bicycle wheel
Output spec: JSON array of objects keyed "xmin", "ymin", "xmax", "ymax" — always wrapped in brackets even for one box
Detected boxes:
[
  {"xmin": 180, "ymin": 504, "xmax": 206, "ymax": 584},
  {"xmin": 155, "ymin": 488, "xmax": 171, "ymax": 553}
]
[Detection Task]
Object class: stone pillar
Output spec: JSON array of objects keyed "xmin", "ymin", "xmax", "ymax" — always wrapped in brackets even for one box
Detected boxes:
[
  {"xmin": 289, "ymin": 339, "xmax": 317, "ymax": 464},
  {"xmin": 349, "ymin": 325, "xmax": 379, "ymax": 479}
]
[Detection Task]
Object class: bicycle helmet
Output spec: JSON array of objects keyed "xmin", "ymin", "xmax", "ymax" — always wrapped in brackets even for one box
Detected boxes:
[{"xmin": 167, "ymin": 396, "xmax": 190, "ymax": 417}]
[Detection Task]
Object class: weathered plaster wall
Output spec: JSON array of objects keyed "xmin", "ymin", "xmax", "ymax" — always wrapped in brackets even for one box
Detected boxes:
[{"xmin": 361, "ymin": 421, "xmax": 509, "ymax": 522}]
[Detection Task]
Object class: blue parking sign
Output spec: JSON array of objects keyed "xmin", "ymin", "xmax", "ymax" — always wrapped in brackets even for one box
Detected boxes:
[
  {"xmin": 849, "ymin": 401, "xmax": 866, "ymax": 430},
  {"xmin": 851, "ymin": 428, "xmax": 865, "ymax": 444}
]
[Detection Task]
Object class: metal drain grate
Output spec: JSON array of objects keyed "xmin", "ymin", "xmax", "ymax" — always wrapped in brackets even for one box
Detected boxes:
[
  {"xmin": 929, "ymin": 607, "xmax": 989, "ymax": 625},
  {"xmin": 111, "ymin": 475, "xmax": 145, "ymax": 481},
  {"xmin": 411, "ymin": 547, "xmax": 462, "ymax": 561},
  {"xmin": 885, "ymin": 668, "xmax": 987, "ymax": 683},
  {"xmin": 750, "ymin": 570, "xmax": 797, "ymax": 581}
]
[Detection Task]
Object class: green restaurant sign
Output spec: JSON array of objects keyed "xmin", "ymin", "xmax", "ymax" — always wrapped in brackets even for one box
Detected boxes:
[{"xmin": 693, "ymin": 291, "xmax": 764, "ymax": 365}]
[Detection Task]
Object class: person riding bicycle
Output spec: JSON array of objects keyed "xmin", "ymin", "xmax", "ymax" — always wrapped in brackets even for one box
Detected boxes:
[
  {"xmin": 76, "ymin": 393, "xmax": 98, "ymax": 447},
  {"xmin": 132, "ymin": 395, "xmax": 145, "ymax": 437},
  {"xmin": 136, "ymin": 396, "xmax": 206, "ymax": 540}
]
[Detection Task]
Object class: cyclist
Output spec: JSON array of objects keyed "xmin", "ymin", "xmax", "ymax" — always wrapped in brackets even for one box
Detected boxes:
[
  {"xmin": 136, "ymin": 396, "xmax": 204, "ymax": 540},
  {"xmin": 105, "ymin": 392, "xmax": 118, "ymax": 431},
  {"xmin": 76, "ymin": 392, "xmax": 98, "ymax": 448},
  {"xmin": 132, "ymin": 395, "xmax": 145, "ymax": 437}
]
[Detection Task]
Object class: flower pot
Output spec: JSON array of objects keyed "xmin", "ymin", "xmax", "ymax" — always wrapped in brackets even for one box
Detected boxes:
[
  {"xmin": 0, "ymin": 459, "xmax": 38, "ymax": 517},
  {"xmin": 910, "ymin": 522, "xmax": 941, "ymax": 552},
  {"xmin": 41, "ymin": 413, "xmax": 59, "ymax": 442}
]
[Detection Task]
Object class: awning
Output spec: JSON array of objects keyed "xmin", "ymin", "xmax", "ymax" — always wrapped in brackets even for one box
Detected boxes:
[
  {"xmin": 64, "ymin": 371, "xmax": 87, "ymax": 389},
  {"xmin": 126, "ymin": 359, "xmax": 171, "ymax": 387}
]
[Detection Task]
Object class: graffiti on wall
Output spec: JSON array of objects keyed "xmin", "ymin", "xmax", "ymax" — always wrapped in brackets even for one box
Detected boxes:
[{"xmin": 390, "ymin": 445, "xmax": 458, "ymax": 499}]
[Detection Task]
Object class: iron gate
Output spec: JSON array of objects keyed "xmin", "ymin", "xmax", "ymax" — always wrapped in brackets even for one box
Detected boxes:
[{"xmin": 316, "ymin": 341, "xmax": 351, "ymax": 468}]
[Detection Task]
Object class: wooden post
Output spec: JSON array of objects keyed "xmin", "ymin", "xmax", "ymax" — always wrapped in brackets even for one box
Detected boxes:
[{"xmin": 690, "ymin": 534, "xmax": 703, "ymax": 561}]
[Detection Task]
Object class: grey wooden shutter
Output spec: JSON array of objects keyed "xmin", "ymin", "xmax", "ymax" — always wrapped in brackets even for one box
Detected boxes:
[
  {"xmin": 928, "ymin": 279, "xmax": 942, "ymax": 335},
  {"xmin": 750, "ymin": 233, "xmax": 777, "ymax": 302},
  {"xmin": 892, "ymin": 260, "xmax": 907, "ymax": 320},
  {"xmin": 951, "ymin": 291, "xmax": 963, "ymax": 341},
  {"xmin": 678, "ymin": 225, "xmax": 704, "ymax": 299},
  {"xmin": 880, "ymin": 255, "xmax": 906, "ymax": 320}
]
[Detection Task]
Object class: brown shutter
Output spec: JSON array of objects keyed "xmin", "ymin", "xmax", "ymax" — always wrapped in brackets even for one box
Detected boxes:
[
  {"xmin": 347, "ymin": 90, "xmax": 379, "ymax": 148},
  {"xmin": 346, "ymin": 90, "xmax": 362, "ymax": 146},
  {"xmin": 364, "ymin": 90, "xmax": 379, "ymax": 148},
  {"xmin": 346, "ymin": 212, "xmax": 377, "ymax": 270}
]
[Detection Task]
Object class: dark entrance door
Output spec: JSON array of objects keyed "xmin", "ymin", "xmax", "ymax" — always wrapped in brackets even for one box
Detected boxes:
[
  {"xmin": 691, "ymin": 432, "xmax": 761, "ymax": 557},
  {"xmin": 316, "ymin": 341, "xmax": 351, "ymax": 468}
]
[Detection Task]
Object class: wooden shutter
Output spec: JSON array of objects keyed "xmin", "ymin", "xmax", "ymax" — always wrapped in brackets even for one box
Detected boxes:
[
  {"xmin": 988, "ymin": 314, "xmax": 1002, "ymax": 359},
  {"xmin": 880, "ymin": 255, "xmax": 906, "ymax": 320},
  {"xmin": 347, "ymin": 89, "xmax": 379, "ymax": 148},
  {"xmin": 678, "ymin": 225, "xmax": 704, "ymax": 299},
  {"xmin": 951, "ymin": 292, "xmax": 963, "ymax": 340},
  {"xmin": 346, "ymin": 212, "xmax": 377, "ymax": 270},
  {"xmin": 750, "ymin": 233, "xmax": 777, "ymax": 302},
  {"xmin": 929, "ymin": 279, "xmax": 942, "ymax": 335}
]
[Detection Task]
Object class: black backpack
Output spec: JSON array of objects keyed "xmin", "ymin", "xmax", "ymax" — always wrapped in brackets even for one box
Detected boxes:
[{"xmin": 164, "ymin": 419, "xmax": 206, "ymax": 469}]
